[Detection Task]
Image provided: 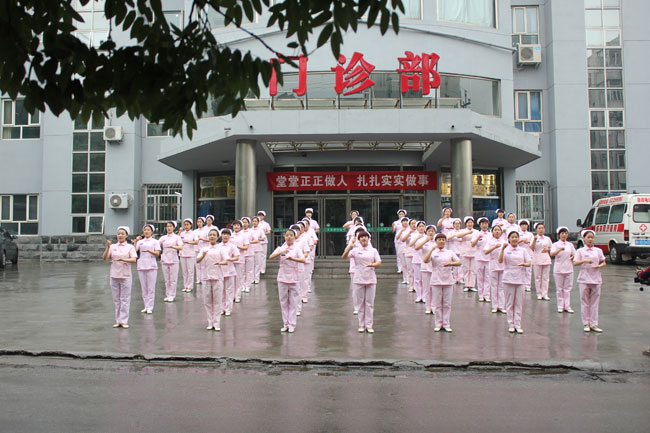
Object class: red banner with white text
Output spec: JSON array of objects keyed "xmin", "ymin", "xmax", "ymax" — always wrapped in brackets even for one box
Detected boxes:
[{"xmin": 267, "ymin": 171, "xmax": 438, "ymax": 191}]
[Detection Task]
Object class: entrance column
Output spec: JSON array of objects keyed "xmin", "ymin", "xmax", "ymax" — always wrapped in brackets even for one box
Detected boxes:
[
  {"xmin": 450, "ymin": 138, "xmax": 473, "ymax": 219},
  {"xmin": 235, "ymin": 139, "xmax": 256, "ymax": 218}
]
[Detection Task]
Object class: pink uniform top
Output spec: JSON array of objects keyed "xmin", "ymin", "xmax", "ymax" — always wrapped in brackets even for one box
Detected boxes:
[
  {"xmin": 159, "ymin": 233, "xmax": 182, "ymax": 264},
  {"xmin": 242, "ymin": 229, "xmax": 255, "ymax": 257},
  {"xmin": 501, "ymin": 245, "xmax": 531, "ymax": 284},
  {"xmin": 502, "ymin": 223, "xmax": 519, "ymax": 241},
  {"xmin": 402, "ymin": 229, "xmax": 416, "ymax": 258},
  {"xmin": 179, "ymin": 229, "xmax": 197, "ymax": 258},
  {"xmin": 551, "ymin": 240, "xmax": 576, "ymax": 274},
  {"xmin": 249, "ymin": 227, "xmax": 265, "ymax": 253},
  {"xmin": 258, "ymin": 220, "xmax": 271, "ymax": 245},
  {"xmin": 491, "ymin": 217, "xmax": 507, "ymax": 228},
  {"xmin": 301, "ymin": 234, "xmax": 315, "ymax": 264},
  {"xmin": 518, "ymin": 231, "xmax": 533, "ymax": 254},
  {"xmin": 531, "ymin": 235, "xmax": 552, "ymax": 265},
  {"xmin": 198, "ymin": 244, "xmax": 225, "ymax": 281},
  {"xmin": 196, "ymin": 226, "xmax": 211, "ymax": 250},
  {"xmin": 419, "ymin": 240, "xmax": 435, "ymax": 273},
  {"xmin": 346, "ymin": 225, "xmax": 365, "ymax": 243},
  {"xmin": 275, "ymin": 243, "xmax": 304, "ymax": 284},
  {"xmin": 574, "ymin": 246, "xmax": 605, "ymax": 284},
  {"xmin": 217, "ymin": 241, "xmax": 239, "ymax": 277},
  {"xmin": 108, "ymin": 242, "xmax": 137, "ymax": 279},
  {"xmin": 136, "ymin": 237, "xmax": 161, "ymax": 270},
  {"xmin": 230, "ymin": 230, "xmax": 249, "ymax": 264},
  {"xmin": 473, "ymin": 230, "xmax": 491, "ymax": 262},
  {"xmin": 447, "ymin": 229, "xmax": 463, "ymax": 255},
  {"xmin": 484, "ymin": 236, "xmax": 505, "ymax": 272},
  {"xmin": 437, "ymin": 217, "xmax": 454, "ymax": 235},
  {"xmin": 429, "ymin": 248, "xmax": 460, "ymax": 286},
  {"xmin": 309, "ymin": 219, "xmax": 320, "ymax": 231},
  {"xmin": 306, "ymin": 229, "xmax": 318, "ymax": 259},
  {"xmin": 347, "ymin": 245, "xmax": 381, "ymax": 285},
  {"xmin": 459, "ymin": 229, "xmax": 478, "ymax": 258},
  {"xmin": 410, "ymin": 232, "xmax": 426, "ymax": 264}
]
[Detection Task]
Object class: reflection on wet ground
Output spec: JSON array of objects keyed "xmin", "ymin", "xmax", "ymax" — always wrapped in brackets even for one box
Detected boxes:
[{"xmin": 0, "ymin": 261, "xmax": 648, "ymax": 370}]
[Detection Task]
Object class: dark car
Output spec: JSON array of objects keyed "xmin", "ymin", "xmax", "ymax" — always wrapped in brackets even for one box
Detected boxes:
[{"xmin": 0, "ymin": 228, "xmax": 19, "ymax": 267}]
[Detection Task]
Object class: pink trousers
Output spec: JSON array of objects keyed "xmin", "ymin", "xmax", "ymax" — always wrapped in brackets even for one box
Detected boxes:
[
  {"xmin": 489, "ymin": 270, "xmax": 504, "ymax": 309},
  {"xmin": 243, "ymin": 255, "xmax": 254, "ymax": 288},
  {"xmin": 221, "ymin": 276, "xmax": 235, "ymax": 313},
  {"xmin": 579, "ymin": 283, "xmax": 601, "ymax": 326},
  {"xmin": 234, "ymin": 262, "xmax": 244, "ymax": 299},
  {"xmin": 462, "ymin": 256, "xmax": 476, "ymax": 288},
  {"xmin": 138, "ymin": 269, "xmax": 157, "ymax": 311},
  {"xmin": 554, "ymin": 272, "xmax": 573, "ymax": 310},
  {"xmin": 475, "ymin": 260, "xmax": 490, "ymax": 299},
  {"xmin": 350, "ymin": 274, "xmax": 360, "ymax": 312},
  {"xmin": 504, "ymin": 283, "xmax": 525, "ymax": 328},
  {"xmin": 431, "ymin": 285, "xmax": 453, "ymax": 328},
  {"xmin": 278, "ymin": 281, "xmax": 300, "ymax": 328},
  {"xmin": 195, "ymin": 260, "xmax": 203, "ymax": 282},
  {"xmin": 398, "ymin": 251, "xmax": 407, "ymax": 280},
  {"xmin": 203, "ymin": 279, "xmax": 223, "ymax": 328},
  {"xmin": 162, "ymin": 263, "xmax": 179, "ymax": 299},
  {"xmin": 180, "ymin": 257, "xmax": 195, "ymax": 290},
  {"xmin": 110, "ymin": 277, "xmax": 131, "ymax": 324},
  {"xmin": 260, "ymin": 243, "xmax": 268, "ymax": 273},
  {"xmin": 413, "ymin": 263, "xmax": 423, "ymax": 300},
  {"xmin": 253, "ymin": 251, "xmax": 263, "ymax": 283},
  {"xmin": 533, "ymin": 264, "xmax": 550, "ymax": 298},
  {"xmin": 404, "ymin": 256, "xmax": 414, "ymax": 288},
  {"xmin": 395, "ymin": 243, "xmax": 403, "ymax": 272},
  {"xmin": 302, "ymin": 261, "xmax": 313, "ymax": 300},
  {"xmin": 525, "ymin": 266, "xmax": 532, "ymax": 290},
  {"xmin": 354, "ymin": 283, "xmax": 376, "ymax": 328},
  {"xmin": 421, "ymin": 271, "xmax": 432, "ymax": 309}
]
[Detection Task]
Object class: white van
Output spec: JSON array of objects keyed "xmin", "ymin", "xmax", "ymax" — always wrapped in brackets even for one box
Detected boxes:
[{"xmin": 576, "ymin": 193, "xmax": 650, "ymax": 264}]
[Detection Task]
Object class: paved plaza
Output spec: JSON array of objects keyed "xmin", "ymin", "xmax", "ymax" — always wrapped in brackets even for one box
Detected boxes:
[{"xmin": 1, "ymin": 260, "xmax": 649, "ymax": 372}]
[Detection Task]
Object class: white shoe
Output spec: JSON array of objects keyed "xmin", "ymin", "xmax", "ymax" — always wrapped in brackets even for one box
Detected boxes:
[
  {"xmin": 508, "ymin": 327, "xmax": 515, "ymax": 333},
  {"xmin": 234, "ymin": 298, "xmax": 241, "ymax": 303},
  {"xmin": 491, "ymin": 308, "xmax": 497, "ymax": 313},
  {"xmin": 225, "ymin": 311, "xmax": 231, "ymax": 316},
  {"xmin": 121, "ymin": 324, "xmax": 129, "ymax": 329},
  {"xmin": 288, "ymin": 327, "xmax": 295, "ymax": 333},
  {"xmin": 443, "ymin": 327, "xmax": 452, "ymax": 333},
  {"xmin": 302, "ymin": 298, "xmax": 308, "ymax": 303},
  {"xmin": 478, "ymin": 298, "xmax": 485, "ymax": 302},
  {"xmin": 146, "ymin": 310, "xmax": 152, "ymax": 314},
  {"xmin": 463, "ymin": 287, "xmax": 469, "ymax": 292},
  {"xmin": 280, "ymin": 327, "xmax": 288, "ymax": 332},
  {"xmin": 168, "ymin": 298, "xmax": 174, "ymax": 302},
  {"xmin": 584, "ymin": 325, "xmax": 591, "ymax": 332},
  {"xmin": 366, "ymin": 328, "xmax": 374, "ymax": 334},
  {"xmin": 470, "ymin": 288, "xmax": 478, "ymax": 292},
  {"xmin": 353, "ymin": 310, "xmax": 358, "ymax": 315},
  {"xmin": 214, "ymin": 327, "xmax": 221, "ymax": 331},
  {"xmin": 163, "ymin": 297, "xmax": 169, "ymax": 302},
  {"xmin": 537, "ymin": 296, "xmax": 542, "ymax": 300},
  {"xmin": 566, "ymin": 308, "xmax": 574, "ymax": 314},
  {"xmin": 558, "ymin": 308, "xmax": 564, "ymax": 313},
  {"xmin": 307, "ymin": 289, "xmax": 312, "ymax": 293},
  {"xmin": 525, "ymin": 288, "xmax": 531, "ymax": 292},
  {"xmin": 140, "ymin": 308, "xmax": 147, "ymax": 313},
  {"xmin": 425, "ymin": 310, "xmax": 432, "ymax": 315},
  {"xmin": 543, "ymin": 296, "xmax": 550, "ymax": 301},
  {"xmin": 206, "ymin": 325, "xmax": 213, "ymax": 330},
  {"xmin": 358, "ymin": 327, "xmax": 365, "ymax": 333},
  {"xmin": 485, "ymin": 298, "xmax": 491, "ymax": 303},
  {"xmin": 113, "ymin": 323, "xmax": 120, "ymax": 328},
  {"xmin": 434, "ymin": 327, "xmax": 441, "ymax": 332},
  {"xmin": 515, "ymin": 328, "xmax": 523, "ymax": 334},
  {"xmin": 296, "ymin": 311, "xmax": 301, "ymax": 316},
  {"xmin": 590, "ymin": 326, "xmax": 603, "ymax": 333}
]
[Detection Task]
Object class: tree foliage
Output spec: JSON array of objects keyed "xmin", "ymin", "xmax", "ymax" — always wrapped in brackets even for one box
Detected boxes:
[{"xmin": 0, "ymin": 0, "xmax": 402, "ymax": 137}]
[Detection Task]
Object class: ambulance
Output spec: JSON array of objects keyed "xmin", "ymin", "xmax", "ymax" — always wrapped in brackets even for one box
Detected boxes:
[{"xmin": 576, "ymin": 193, "xmax": 650, "ymax": 264}]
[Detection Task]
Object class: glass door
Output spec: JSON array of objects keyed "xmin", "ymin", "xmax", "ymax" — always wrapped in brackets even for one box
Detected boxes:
[
  {"xmin": 297, "ymin": 197, "xmax": 347, "ymax": 258},
  {"xmin": 375, "ymin": 197, "xmax": 400, "ymax": 256}
]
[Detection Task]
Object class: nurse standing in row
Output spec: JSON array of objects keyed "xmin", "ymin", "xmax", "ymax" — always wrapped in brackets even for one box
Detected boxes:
[
  {"xmin": 414, "ymin": 225, "xmax": 436, "ymax": 314},
  {"xmin": 135, "ymin": 224, "xmax": 161, "ymax": 314},
  {"xmin": 530, "ymin": 222, "xmax": 552, "ymax": 301},
  {"xmin": 460, "ymin": 217, "xmax": 477, "ymax": 292},
  {"xmin": 179, "ymin": 218, "xmax": 198, "ymax": 292},
  {"xmin": 392, "ymin": 209, "xmax": 407, "ymax": 274},
  {"xmin": 573, "ymin": 229, "xmax": 606, "ymax": 333},
  {"xmin": 103, "ymin": 226, "xmax": 137, "ymax": 328},
  {"xmin": 218, "ymin": 228, "xmax": 239, "ymax": 316},
  {"xmin": 423, "ymin": 233, "xmax": 461, "ymax": 332},
  {"xmin": 194, "ymin": 217, "xmax": 207, "ymax": 283},
  {"xmin": 270, "ymin": 229, "xmax": 306, "ymax": 333},
  {"xmin": 257, "ymin": 211, "xmax": 272, "ymax": 275},
  {"xmin": 484, "ymin": 225, "xmax": 505, "ymax": 314},
  {"xmin": 241, "ymin": 217, "xmax": 255, "ymax": 292},
  {"xmin": 436, "ymin": 207, "xmax": 454, "ymax": 235},
  {"xmin": 159, "ymin": 221, "xmax": 183, "ymax": 302},
  {"xmin": 343, "ymin": 230, "xmax": 381, "ymax": 333},
  {"xmin": 250, "ymin": 216, "xmax": 265, "ymax": 285},
  {"xmin": 409, "ymin": 221, "xmax": 427, "ymax": 302},
  {"xmin": 472, "ymin": 217, "xmax": 491, "ymax": 302},
  {"xmin": 518, "ymin": 219, "xmax": 534, "ymax": 292},
  {"xmin": 550, "ymin": 227, "xmax": 576, "ymax": 314},
  {"xmin": 196, "ymin": 228, "xmax": 226, "ymax": 331},
  {"xmin": 230, "ymin": 220, "xmax": 249, "ymax": 302},
  {"xmin": 498, "ymin": 230, "xmax": 531, "ymax": 334}
]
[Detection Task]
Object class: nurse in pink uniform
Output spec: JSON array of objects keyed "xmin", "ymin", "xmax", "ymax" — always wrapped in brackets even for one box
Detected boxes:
[
  {"xmin": 446, "ymin": 218, "xmax": 464, "ymax": 284},
  {"xmin": 343, "ymin": 230, "xmax": 382, "ymax": 333},
  {"xmin": 460, "ymin": 217, "xmax": 477, "ymax": 292},
  {"xmin": 343, "ymin": 210, "xmax": 360, "ymax": 230},
  {"xmin": 194, "ymin": 217, "xmax": 207, "ymax": 283},
  {"xmin": 179, "ymin": 218, "xmax": 198, "ymax": 292},
  {"xmin": 401, "ymin": 218, "xmax": 417, "ymax": 290},
  {"xmin": 408, "ymin": 221, "xmax": 427, "ymax": 302},
  {"xmin": 491, "ymin": 208, "xmax": 507, "ymax": 230},
  {"xmin": 518, "ymin": 219, "xmax": 534, "ymax": 292},
  {"xmin": 414, "ymin": 225, "xmax": 436, "ymax": 313},
  {"xmin": 550, "ymin": 226, "xmax": 576, "ymax": 314},
  {"xmin": 573, "ymin": 229, "xmax": 606, "ymax": 333},
  {"xmin": 530, "ymin": 222, "xmax": 552, "ymax": 301},
  {"xmin": 436, "ymin": 207, "xmax": 454, "ymax": 235},
  {"xmin": 103, "ymin": 226, "xmax": 137, "ymax": 328},
  {"xmin": 135, "ymin": 224, "xmax": 161, "ymax": 314},
  {"xmin": 302, "ymin": 218, "xmax": 318, "ymax": 294},
  {"xmin": 257, "ymin": 211, "xmax": 272, "ymax": 275},
  {"xmin": 230, "ymin": 220, "xmax": 249, "ymax": 302},
  {"xmin": 304, "ymin": 208, "xmax": 320, "ymax": 234},
  {"xmin": 502, "ymin": 213, "xmax": 519, "ymax": 240},
  {"xmin": 196, "ymin": 228, "xmax": 227, "ymax": 331},
  {"xmin": 159, "ymin": 221, "xmax": 183, "ymax": 302},
  {"xmin": 392, "ymin": 209, "xmax": 407, "ymax": 273},
  {"xmin": 498, "ymin": 229, "xmax": 532, "ymax": 334},
  {"xmin": 471, "ymin": 217, "xmax": 492, "ymax": 302},
  {"xmin": 395, "ymin": 217, "xmax": 410, "ymax": 284},
  {"xmin": 484, "ymin": 225, "xmax": 505, "ymax": 313},
  {"xmin": 270, "ymin": 229, "xmax": 306, "ymax": 333},
  {"xmin": 423, "ymin": 233, "xmax": 461, "ymax": 332},
  {"xmin": 218, "ymin": 228, "xmax": 240, "ymax": 316},
  {"xmin": 250, "ymin": 216, "xmax": 266, "ymax": 285},
  {"xmin": 240, "ymin": 217, "xmax": 255, "ymax": 292}
]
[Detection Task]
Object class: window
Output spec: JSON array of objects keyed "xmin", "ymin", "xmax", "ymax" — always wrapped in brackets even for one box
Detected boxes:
[
  {"xmin": 146, "ymin": 121, "xmax": 171, "ymax": 137},
  {"xmin": 595, "ymin": 206, "xmax": 610, "ymax": 225},
  {"xmin": 516, "ymin": 181, "xmax": 548, "ymax": 228},
  {"xmin": 439, "ymin": 0, "xmax": 496, "ymax": 28},
  {"xmin": 399, "ymin": 0, "xmax": 422, "ymax": 19},
  {"xmin": 514, "ymin": 91, "xmax": 542, "ymax": 132},
  {"xmin": 609, "ymin": 204, "xmax": 625, "ymax": 224},
  {"xmin": 72, "ymin": 117, "xmax": 106, "ymax": 234},
  {"xmin": 73, "ymin": 0, "xmax": 109, "ymax": 48},
  {"xmin": 440, "ymin": 169, "xmax": 501, "ymax": 218},
  {"xmin": 143, "ymin": 184, "xmax": 182, "ymax": 234},
  {"xmin": 512, "ymin": 6, "xmax": 539, "ymax": 45},
  {"xmin": 2, "ymin": 99, "xmax": 40, "ymax": 139},
  {"xmin": 583, "ymin": 208, "xmax": 595, "ymax": 227},
  {"xmin": 633, "ymin": 204, "xmax": 650, "ymax": 223},
  {"xmin": 0, "ymin": 195, "xmax": 39, "ymax": 235},
  {"xmin": 163, "ymin": 10, "xmax": 183, "ymax": 28}
]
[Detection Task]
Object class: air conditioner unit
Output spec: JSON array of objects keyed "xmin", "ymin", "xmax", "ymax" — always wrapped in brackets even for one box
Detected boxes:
[
  {"xmin": 103, "ymin": 126, "xmax": 123, "ymax": 141},
  {"xmin": 108, "ymin": 193, "xmax": 130, "ymax": 209},
  {"xmin": 517, "ymin": 44, "xmax": 542, "ymax": 65}
]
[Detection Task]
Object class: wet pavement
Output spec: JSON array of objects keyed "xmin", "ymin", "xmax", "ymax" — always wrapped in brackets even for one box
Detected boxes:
[{"xmin": 1, "ymin": 261, "xmax": 649, "ymax": 371}]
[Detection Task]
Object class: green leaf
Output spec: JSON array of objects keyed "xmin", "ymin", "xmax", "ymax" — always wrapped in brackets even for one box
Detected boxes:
[
  {"xmin": 391, "ymin": 12, "xmax": 399, "ymax": 33},
  {"xmin": 380, "ymin": 10, "xmax": 389, "ymax": 34},
  {"xmin": 317, "ymin": 23, "xmax": 333, "ymax": 48}
]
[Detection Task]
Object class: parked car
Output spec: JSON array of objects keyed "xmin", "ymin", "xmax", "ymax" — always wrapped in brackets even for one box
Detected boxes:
[
  {"xmin": 576, "ymin": 193, "xmax": 650, "ymax": 264},
  {"xmin": 0, "ymin": 228, "xmax": 19, "ymax": 268}
]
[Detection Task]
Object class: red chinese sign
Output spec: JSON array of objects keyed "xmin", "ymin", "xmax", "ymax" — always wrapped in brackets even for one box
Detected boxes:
[
  {"xmin": 269, "ymin": 51, "xmax": 441, "ymax": 97},
  {"xmin": 267, "ymin": 171, "xmax": 438, "ymax": 191}
]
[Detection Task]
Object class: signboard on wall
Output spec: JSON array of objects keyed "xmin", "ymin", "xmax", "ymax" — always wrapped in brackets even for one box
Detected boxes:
[{"xmin": 267, "ymin": 171, "xmax": 438, "ymax": 191}]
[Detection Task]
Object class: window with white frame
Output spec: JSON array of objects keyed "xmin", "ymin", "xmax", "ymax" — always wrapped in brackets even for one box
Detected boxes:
[
  {"xmin": 146, "ymin": 121, "xmax": 171, "ymax": 137},
  {"xmin": 143, "ymin": 184, "xmax": 182, "ymax": 234},
  {"xmin": 163, "ymin": 10, "xmax": 184, "ymax": 28},
  {"xmin": 516, "ymin": 181, "xmax": 548, "ymax": 228},
  {"xmin": 0, "ymin": 194, "xmax": 39, "ymax": 235},
  {"xmin": 71, "ymin": 116, "xmax": 106, "ymax": 234},
  {"xmin": 438, "ymin": 0, "xmax": 496, "ymax": 28},
  {"xmin": 514, "ymin": 90, "xmax": 542, "ymax": 133},
  {"xmin": 73, "ymin": 0, "xmax": 109, "ymax": 48},
  {"xmin": 2, "ymin": 99, "xmax": 40, "ymax": 139},
  {"xmin": 512, "ymin": 6, "xmax": 539, "ymax": 45}
]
